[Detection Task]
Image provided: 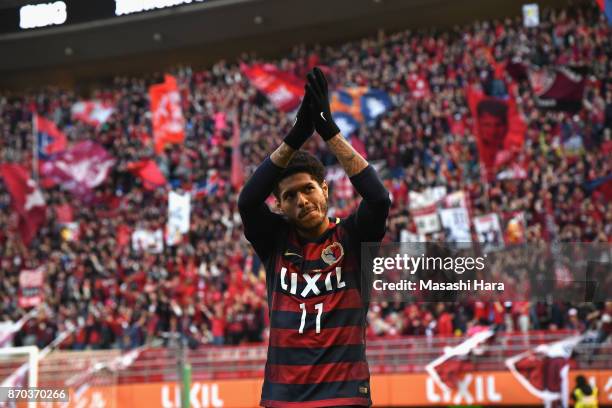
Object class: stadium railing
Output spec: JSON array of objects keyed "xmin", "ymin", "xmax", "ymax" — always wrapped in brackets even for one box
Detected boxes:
[{"xmin": 6, "ymin": 330, "xmax": 607, "ymax": 387}]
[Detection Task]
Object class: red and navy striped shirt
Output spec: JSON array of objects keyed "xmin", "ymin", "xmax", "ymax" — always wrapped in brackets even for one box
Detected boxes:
[{"xmin": 260, "ymin": 215, "xmax": 371, "ymax": 408}]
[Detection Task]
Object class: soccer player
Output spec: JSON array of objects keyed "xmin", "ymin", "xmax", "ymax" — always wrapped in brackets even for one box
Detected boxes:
[{"xmin": 238, "ymin": 67, "xmax": 391, "ymax": 408}]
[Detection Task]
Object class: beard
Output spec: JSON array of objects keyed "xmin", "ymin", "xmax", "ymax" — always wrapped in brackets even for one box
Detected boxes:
[{"xmin": 295, "ymin": 200, "xmax": 329, "ymax": 230}]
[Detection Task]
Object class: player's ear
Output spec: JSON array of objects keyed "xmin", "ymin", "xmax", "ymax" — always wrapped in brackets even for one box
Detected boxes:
[{"xmin": 321, "ymin": 181, "xmax": 329, "ymax": 200}]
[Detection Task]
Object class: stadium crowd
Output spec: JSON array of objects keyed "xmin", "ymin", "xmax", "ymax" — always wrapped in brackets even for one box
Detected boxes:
[{"xmin": 0, "ymin": 1, "xmax": 610, "ymax": 351}]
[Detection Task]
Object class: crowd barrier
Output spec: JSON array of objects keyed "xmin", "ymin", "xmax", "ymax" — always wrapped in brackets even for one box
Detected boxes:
[{"xmin": 15, "ymin": 370, "xmax": 612, "ymax": 407}]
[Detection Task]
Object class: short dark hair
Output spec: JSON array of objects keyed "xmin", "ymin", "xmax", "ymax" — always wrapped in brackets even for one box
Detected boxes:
[
  {"xmin": 477, "ymin": 98, "xmax": 508, "ymax": 124},
  {"xmin": 273, "ymin": 151, "xmax": 326, "ymax": 200}
]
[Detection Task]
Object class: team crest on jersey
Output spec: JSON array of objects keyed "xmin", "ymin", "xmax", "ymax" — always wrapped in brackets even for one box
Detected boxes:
[{"xmin": 321, "ymin": 242, "xmax": 344, "ymax": 265}]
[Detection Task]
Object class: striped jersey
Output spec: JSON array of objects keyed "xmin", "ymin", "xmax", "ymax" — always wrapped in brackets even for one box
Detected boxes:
[{"xmin": 258, "ymin": 215, "xmax": 371, "ymax": 408}]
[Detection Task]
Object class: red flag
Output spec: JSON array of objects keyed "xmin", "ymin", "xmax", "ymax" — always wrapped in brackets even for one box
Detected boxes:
[
  {"xmin": 506, "ymin": 335, "xmax": 583, "ymax": 406},
  {"xmin": 406, "ymin": 72, "xmax": 430, "ymax": 99},
  {"xmin": 426, "ymin": 329, "xmax": 495, "ymax": 392},
  {"xmin": 149, "ymin": 75, "xmax": 185, "ymax": 154},
  {"xmin": 39, "ymin": 141, "xmax": 115, "ymax": 199},
  {"xmin": 528, "ymin": 66, "xmax": 587, "ymax": 112},
  {"xmin": 127, "ymin": 159, "xmax": 167, "ymax": 191},
  {"xmin": 466, "ymin": 84, "xmax": 526, "ymax": 180},
  {"xmin": 230, "ymin": 114, "xmax": 244, "ymax": 190},
  {"xmin": 35, "ymin": 115, "xmax": 67, "ymax": 159},
  {"xmin": 0, "ymin": 163, "xmax": 46, "ymax": 244},
  {"xmin": 19, "ymin": 266, "xmax": 45, "ymax": 308},
  {"xmin": 240, "ymin": 63, "xmax": 304, "ymax": 112},
  {"xmin": 55, "ymin": 202, "xmax": 74, "ymax": 223}
]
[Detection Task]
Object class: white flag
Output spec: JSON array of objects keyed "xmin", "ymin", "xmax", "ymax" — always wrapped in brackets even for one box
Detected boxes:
[
  {"xmin": 167, "ymin": 191, "xmax": 191, "ymax": 246},
  {"xmin": 439, "ymin": 207, "xmax": 472, "ymax": 244},
  {"xmin": 473, "ymin": 213, "xmax": 504, "ymax": 253},
  {"xmin": 132, "ymin": 229, "xmax": 164, "ymax": 253}
]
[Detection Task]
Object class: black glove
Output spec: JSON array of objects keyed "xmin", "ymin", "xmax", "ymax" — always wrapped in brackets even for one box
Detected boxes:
[
  {"xmin": 283, "ymin": 90, "xmax": 314, "ymax": 150},
  {"xmin": 306, "ymin": 67, "xmax": 340, "ymax": 141}
]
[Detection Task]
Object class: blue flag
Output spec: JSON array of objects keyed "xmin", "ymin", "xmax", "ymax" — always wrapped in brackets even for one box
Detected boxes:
[{"xmin": 330, "ymin": 87, "xmax": 392, "ymax": 135}]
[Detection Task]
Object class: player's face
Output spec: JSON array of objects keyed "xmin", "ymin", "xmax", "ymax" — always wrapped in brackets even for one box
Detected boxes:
[{"xmin": 277, "ymin": 173, "xmax": 329, "ymax": 231}]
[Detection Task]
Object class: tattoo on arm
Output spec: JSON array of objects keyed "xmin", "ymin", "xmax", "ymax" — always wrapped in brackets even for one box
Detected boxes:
[
  {"xmin": 270, "ymin": 142, "xmax": 296, "ymax": 168},
  {"xmin": 326, "ymin": 134, "xmax": 368, "ymax": 177}
]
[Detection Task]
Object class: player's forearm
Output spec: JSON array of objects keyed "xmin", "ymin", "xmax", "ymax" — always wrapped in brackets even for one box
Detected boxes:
[
  {"xmin": 326, "ymin": 133, "xmax": 368, "ymax": 177},
  {"xmin": 237, "ymin": 154, "xmax": 284, "ymax": 210},
  {"xmin": 270, "ymin": 142, "xmax": 297, "ymax": 168}
]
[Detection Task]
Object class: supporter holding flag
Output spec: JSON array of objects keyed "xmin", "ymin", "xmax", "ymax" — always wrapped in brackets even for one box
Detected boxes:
[
  {"xmin": 330, "ymin": 87, "xmax": 393, "ymax": 134},
  {"xmin": 149, "ymin": 75, "xmax": 185, "ymax": 153},
  {"xmin": 466, "ymin": 84, "xmax": 526, "ymax": 180},
  {"xmin": 34, "ymin": 114, "xmax": 67, "ymax": 160},
  {"xmin": 330, "ymin": 86, "xmax": 392, "ymax": 158},
  {"xmin": 0, "ymin": 163, "xmax": 46, "ymax": 245},
  {"xmin": 39, "ymin": 141, "xmax": 115, "ymax": 200},
  {"xmin": 506, "ymin": 335, "xmax": 584, "ymax": 408},
  {"xmin": 528, "ymin": 66, "xmax": 588, "ymax": 112},
  {"xmin": 240, "ymin": 63, "xmax": 304, "ymax": 112},
  {"xmin": 71, "ymin": 100, "xmax": 115, "ymax": 128},
  {"xmin": 406, "ymin": 70, "xmax": 430, "ymax": 99},
  {"xmin": 127, "ymin": 159, "xmax": 167, "ymax": 191}
]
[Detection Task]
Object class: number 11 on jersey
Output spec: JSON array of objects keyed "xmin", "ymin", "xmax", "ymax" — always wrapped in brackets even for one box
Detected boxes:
[{"xmin": 298, "ymin": 303, "xmax": 323, "ymax": 334}]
